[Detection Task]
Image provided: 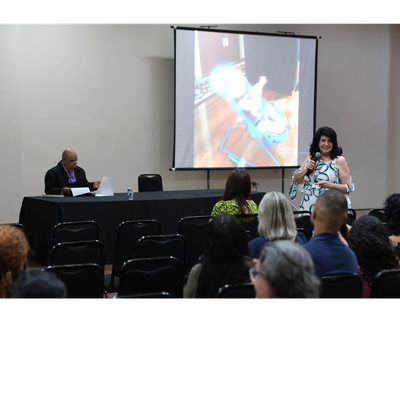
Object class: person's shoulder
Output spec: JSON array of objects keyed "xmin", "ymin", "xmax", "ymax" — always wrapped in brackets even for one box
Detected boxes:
[{"xmin": 46, "ymin": 161, "xmax": 62, "ymax": 174}]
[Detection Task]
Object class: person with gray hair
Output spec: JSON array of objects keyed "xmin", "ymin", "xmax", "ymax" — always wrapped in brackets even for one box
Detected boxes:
[
  {"xmin": 250, "ymin": 240, "xmax": 320, "ymax": 298},
  {"xmin": 248, "ymin": 191, "xmax": 307, "ymax": 259}
]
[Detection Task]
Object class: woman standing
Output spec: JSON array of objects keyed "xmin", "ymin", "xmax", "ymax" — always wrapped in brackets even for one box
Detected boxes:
[{"xmin": 289, "ymin": 126, "xmax": 355, "ymax": 212}]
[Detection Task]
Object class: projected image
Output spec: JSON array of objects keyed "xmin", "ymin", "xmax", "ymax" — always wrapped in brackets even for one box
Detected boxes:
[{"xmin": 193, "ymin": 31, "xmax": 299, "ymax": 168}]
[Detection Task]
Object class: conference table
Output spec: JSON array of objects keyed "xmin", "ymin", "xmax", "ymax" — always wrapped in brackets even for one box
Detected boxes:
[{"xmin": 19, "ymin": 189, "xmax": 266, "ymax": 264}]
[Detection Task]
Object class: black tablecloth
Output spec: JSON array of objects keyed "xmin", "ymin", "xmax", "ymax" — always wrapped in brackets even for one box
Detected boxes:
[{"xmin": 19, "ymin": 189, "xmax": 265, "ymax": 264}]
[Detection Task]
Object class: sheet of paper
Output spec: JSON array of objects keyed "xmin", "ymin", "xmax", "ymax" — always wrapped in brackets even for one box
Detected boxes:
[
  {"xmin": 95, "ymin": 176, "xmax": 114, "ymax": 197},
  {"xmin": 71, "ymin": 187, "xmax": 90, "ymax": 196}
]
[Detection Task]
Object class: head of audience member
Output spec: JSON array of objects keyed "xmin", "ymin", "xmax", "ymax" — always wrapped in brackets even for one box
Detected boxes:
[
  {"xmin": 311, "ymin": 189, "xmax": 348, "ymax": 234},
  {"xmin": 347, "ymin": 215, "xmax": 398, "ymax": 284},
  {"xmin": 196, "ymin": 213, "xmax": 250, "ymax": 298},
  {"xmin": 11, "ymin": 270, "xmax": 68, "ymax": 298},
  {"xmin": 257, "ymin": 191, "xmax": 297, "ymax": 241},
  {"xmin": 251, "ymin": 240, "xmax": 320, "ymax": 298},
  {"xmin": 221, "ymin": 168, "xmax": 252, "ymax": 214},
  {"xmin": 62, "ymin": 148, "xmax": 78, "ymax": 172},
  {"xmin": 384, "ymin": 193, "xmax": 400, "ymax": 238},
  {"xmin": 0, "ymin": 224, "xmax": 30, "ymax": 298}
]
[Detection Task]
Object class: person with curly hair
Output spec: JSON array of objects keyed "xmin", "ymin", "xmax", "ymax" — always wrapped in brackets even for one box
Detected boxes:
[
  {"xmin": 347, "ymin": 215, "xmax": 399, "ymax": 298},
  {"xmin": 289, "ymin": 126, "xmax": 355, "ymax": 212},
  {"xmin": 0, "ymin": 224, "xmax": 30, "ymax": 298},
  {"xmin": 384, "ymin": 193, "xmax": 400, "ymax": 244}
]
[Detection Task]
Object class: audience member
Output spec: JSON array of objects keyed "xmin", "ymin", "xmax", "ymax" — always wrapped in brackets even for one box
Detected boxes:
[
  {"xmin": 211, "ymin": 168, "xmax": 257, "ymax": 218},
  {"xmin": 184, "ymin": 213, "xmax": 251, "ymax": 298},
  {"xmin": 384, "ymin": 193, "xmax": 400, "ymax": 245},
  {"xmin": 248, "ymin": 191, "xmax": 307, "ymax": 259},
  {"xmin": 347, "ymin": 215, "xmax": 398, "ymax": 298},
  {"xmin": 0, "ymin": 224, "xmax": 30, "ymax": 298},
  {"xmin": 250, "ymin": 240, "xmax": 320, "ymax": 298},
  {"xmin": 12, "ymin": 270, "xmax": 68, "ymax": 298},
  {"xmin": 302, "ymin": 189, "xmax": 358, "ymax": 278}
]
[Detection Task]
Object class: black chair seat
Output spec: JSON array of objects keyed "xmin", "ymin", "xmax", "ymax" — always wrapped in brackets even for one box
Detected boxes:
[
  {"xmin": 319, "ymin": 273, "xmax": 363, "ymax": 298},
  {"xmin": 371, "ymin": 269, "xmax": 400, "ymax": 298},
  {"xmin": 217, "ymin": 282, "xmax": 255, "ymax": 298},
  {"xmin": 138, "ymin": 174, "xmax": 163, "ymax": 192}
]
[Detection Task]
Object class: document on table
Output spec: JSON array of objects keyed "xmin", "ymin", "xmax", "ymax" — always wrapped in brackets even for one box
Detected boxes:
[
  {"xmin": 71, "ymin": 187, "xmax": 91, "ymax": 196},
  {"xmin": 95, "ymin": 177, "xmax": 114, "ymax": 197}
]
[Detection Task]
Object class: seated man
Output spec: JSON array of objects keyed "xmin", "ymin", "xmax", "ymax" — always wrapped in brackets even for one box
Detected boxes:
[
  {"xmin": 302, "ymin": 189, "xmax": 358, "ymax": 278},
  {"xmin": 44, "ymin": 148, "xmax": 101, "ymax": 195}
]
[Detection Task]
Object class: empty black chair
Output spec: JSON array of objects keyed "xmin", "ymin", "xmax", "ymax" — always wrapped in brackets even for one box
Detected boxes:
[
  {"xmin": 217, "ymin": 283, "xmax": 255, "ymax": 298},
  {"xmin": 43, "ymin": 263, "xmax": 104, "ymax": 298},
  {"xmin": 136, "ymin": 234, "xmax": 187, "ymax": 270},
  {"xmin": 235, "ymin": 214, "xmax": 259, "ymax": 239},
  {"xmin": 51, "ymin": 221, "xmax": 100, "ymax": 245},
  {"xmin": 49, "ymin": 240, "xmax": 104, "ymax": 268},
  {"xmin": 319, "ymin": 273, "xmax": 363, "ymax": 298},
  {"xmin": 178, "ymin": 215, "xmax": 212, "ymax": 277},
  {"xmin": 105, "ymin": 219, "xmax": 162, "ymax": 293},
  {"xmin": 371, "ymin": 269, "xmax": 400, "ymax": 298},
  {"xmin": 368, "ymin": 208, "xmax": 385, "ymax": 221},
  {"xmin": 138, "ymin": 174, "xmax": 163, "ymax": 192},
  {"xmin": 118, "ymin": 257, "xmax": 183, "ymax": 298},
  {"xmin": 293, "ymin": 211, "xmax": 312, "ymax": 240}
]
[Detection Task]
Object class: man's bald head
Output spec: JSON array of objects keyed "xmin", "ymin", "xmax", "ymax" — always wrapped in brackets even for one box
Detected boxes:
[
  {"xmin": 62, "ymin": 148, "xmax": 78, "ymax": 172},
  {"xmin": 313, "ymin": 189, "xmax": 348, "ymax": 232}
]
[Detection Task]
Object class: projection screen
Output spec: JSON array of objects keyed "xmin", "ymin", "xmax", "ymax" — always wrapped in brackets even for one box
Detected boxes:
[{"xmin": 173, "ymin": 26, "xmax": 320, "ymax": 170}]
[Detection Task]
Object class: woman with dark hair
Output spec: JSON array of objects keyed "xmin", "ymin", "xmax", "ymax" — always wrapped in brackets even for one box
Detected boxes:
[
  {"xmin": 289, "ymin": 126, "xmax": 355, "ymax": 212},
  {"xmin": 184, "ymin": 213, "xmax": 252, "ymax": 298},
  {"xmin": 347, "ymin": 215, "xmax": 399, "ymax": 298},
  {"xmin": 211, "ymin": 168, "xmax": 258, "ymax": 217},
  {"xmin": 384, "ymin": 193, "xmax": 400, "ymax": 245}
]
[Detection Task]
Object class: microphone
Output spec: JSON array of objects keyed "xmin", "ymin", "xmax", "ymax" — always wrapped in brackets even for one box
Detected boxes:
[{"xmin": 305, "ymin": 152, "xmax": 321, "ymax": 177}]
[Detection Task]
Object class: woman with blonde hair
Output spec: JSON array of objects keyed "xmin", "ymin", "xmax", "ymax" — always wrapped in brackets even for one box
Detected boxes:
[
  {"xmin": 0, "ymin": 224, "xmax": 30, "ymax": 298},
  {"xmin": 248, "ymin": 191, "xmax": 307, "ymax": 259}
]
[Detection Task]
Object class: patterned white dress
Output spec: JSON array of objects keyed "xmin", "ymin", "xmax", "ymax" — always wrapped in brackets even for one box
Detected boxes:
[{"xmin": 289, "ymin": 157, "xmax": 355, "ymax": 212}]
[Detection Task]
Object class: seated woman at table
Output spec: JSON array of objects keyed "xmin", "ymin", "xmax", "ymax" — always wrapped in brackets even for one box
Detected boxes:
[
  {"xmin": 211, "ymin": 168, "xmax": 257, "ymax": 219},
  {"xmin": 248, "ymin": 191, "xmax": 307, "ymax": 259},
  {"xmin": 184, "ymin": 213, "xmax": 252, "ymax": 298}
]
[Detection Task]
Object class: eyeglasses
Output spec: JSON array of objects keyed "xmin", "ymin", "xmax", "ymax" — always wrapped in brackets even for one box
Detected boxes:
[{"xmin": 67, "ymin": 158, "xmax": 79, "ymax": 163}]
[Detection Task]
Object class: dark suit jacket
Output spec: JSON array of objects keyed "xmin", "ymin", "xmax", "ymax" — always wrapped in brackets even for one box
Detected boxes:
[{"xmin": 44, "ymin": 161, "xmax": 95, "ymax": 195}]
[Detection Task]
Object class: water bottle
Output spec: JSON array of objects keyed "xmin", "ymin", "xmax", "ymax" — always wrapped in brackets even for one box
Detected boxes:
[{"xmin": 127, "ymin": 187, "xmax": 134, "ymax": 200}]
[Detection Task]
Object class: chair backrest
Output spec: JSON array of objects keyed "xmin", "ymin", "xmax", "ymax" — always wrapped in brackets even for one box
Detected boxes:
[
  {"xmin": 368, "ymin": 208, "xmax": 385, "ymax": 221},
  {"xmin": 138, "ymin": 174, "xmax": 163, "ymax": 192},
  {"xmin": 293, "ymin": 211, "xmax": 312, "ymax": 240},
  {"xmin": 51, "ymin": 221, "xmax": 99, "ymax": 246},
  {"xmin": 117, "ymin": 292, "xmax": 174, "ymax": 298},
  {"xmin": 346, "ymin": 209, "xmax": 357, "ymax": 226},
  {"xmin": 319, "ymin": 273, "xmax": 363, "ymax": 298},
  {"xmin": 113, "ymin": 219, "xmax": 162, "ymax": 278},
  {"xmin": 136, "ymin": 234, "xmax": 186, "ymax": 269},
  {"xmin": 217, "ymin": 282, "xmax": 255, "ymax": 298},
  {"xmin": 118, "ymin": 256, "xmax": 183, "ymax": 298},
  {"xmin": 50, "ymin": 240, "xmax": 104, "ymax": 267},
  {"xmin": 235, "ymin": 214, "xmax": 259, "ymax": 239},
  {"xmin": 178, "ymin": 216, "xmax": 212, "ymax": 274},
  {"xmin": 43, "ymin": 263, "xmax": 104, "ymax": 298},
  {"xmin": 371, "ymin": 269, "xmax": 400, "ymax": 298}
]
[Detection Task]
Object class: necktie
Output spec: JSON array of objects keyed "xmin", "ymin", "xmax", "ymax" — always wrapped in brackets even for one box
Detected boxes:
[{"xmin": 67, "ymin": 170, "xmax": 76, "ymax": 184}]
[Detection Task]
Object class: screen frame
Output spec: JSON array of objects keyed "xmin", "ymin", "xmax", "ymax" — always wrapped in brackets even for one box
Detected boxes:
[{"xmin": 171, "ymin": 25, "xmax": 321, "ymax": 171}]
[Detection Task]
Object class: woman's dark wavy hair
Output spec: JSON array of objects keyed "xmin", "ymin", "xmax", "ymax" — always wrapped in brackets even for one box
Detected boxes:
[
  {"xmin": 195, "ymin": 213, "xmax": 250, "ymax": 298},
  {"xmin": 221, "ymin": 168, "xmax": 252, "ymax": 214},
  {"xmin": 384, "ymin": 193, "xmax": 400, "ymax": 236},
  {"xmin": 309, "ymin": 126, "xmax": 343, "ymax": 159},
  {"xmin": 347, "ymin": 215, "xmax": 398, "ymax": 284}
]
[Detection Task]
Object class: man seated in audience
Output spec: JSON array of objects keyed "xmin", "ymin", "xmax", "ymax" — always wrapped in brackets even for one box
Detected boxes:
[
  {"xmin": 302, "ymin": 189, "xmax": 358, "ymax": 278},
  {"xmin": 44, "ymin": 148, "xmax": 102, "ymax": 195}
]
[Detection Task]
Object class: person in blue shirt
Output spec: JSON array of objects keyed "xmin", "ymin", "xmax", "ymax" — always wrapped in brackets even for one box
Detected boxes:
[
  {"xmin": 248, "ymin": 191, "xmax": 307, "ymax": 259},
  {"xmin": 302, "ymin": 189, "xmax": 358, "ymax": 278}
]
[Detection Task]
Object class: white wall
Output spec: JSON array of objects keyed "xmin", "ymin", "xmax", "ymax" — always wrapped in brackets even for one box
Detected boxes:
[{"xmin": 0, "ymin": 24, "xmax": 398, "ymax": 222}]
